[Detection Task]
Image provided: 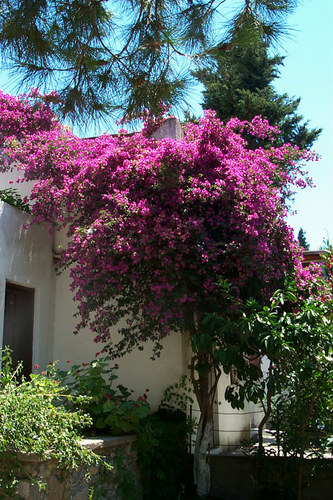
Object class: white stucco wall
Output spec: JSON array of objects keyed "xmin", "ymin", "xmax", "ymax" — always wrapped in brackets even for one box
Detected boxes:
[
  {"xmin": 0, "ymin": 201, "xmax": 55, "ymax": 367},
  {"xmin": 0, "ymin": 196, "xmax": 187, "ymax": 409},
  {"xmin": 215, "ymin": 373, "xmax": 251, "ymax": 449},
  {"xmin": 52, "ymin": 265, "xmax": 185, "ymax": 409},
  {"xmin": 0, "ymin": 166, "xmax": 35, "ymax": 201},
  {"xmin": 52, "ymin": 227, "xmax": 186, "ymax": 409}
]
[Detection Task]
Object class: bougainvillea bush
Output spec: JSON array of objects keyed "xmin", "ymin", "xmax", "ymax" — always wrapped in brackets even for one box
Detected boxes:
[
  {"xmin": 0, "ymin": 96, "xmax": 316, "ymax": 355},
  {"xmin": 0, "ymin": 90, "xmax": 320, "ymax": 496},
  {"xmin": 0, "ymin": 88, "xmax": 60, "ymax": 142}
]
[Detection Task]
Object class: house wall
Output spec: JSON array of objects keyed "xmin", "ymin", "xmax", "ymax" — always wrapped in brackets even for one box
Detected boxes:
[
  {"xmin": 0, "ymin": 173, "xmax": 186, "ymax": 410},
  {"xmin": 0, "ymin": 201, "xmax": 55, "ymax": 368},
  {"xmin": 0, "ymin": 200, "xmax": 185, "ymax": 409},
  {"xmin": 0, "ymin": 166, "xmax": 35, "ymax": 200},
  {"xmin": 52, "ymin": 263, "xmax": 185, "ymax": 410},
  {"xmin": 215, "ymin": 373, "xmax": 251, "ymax": 449}
]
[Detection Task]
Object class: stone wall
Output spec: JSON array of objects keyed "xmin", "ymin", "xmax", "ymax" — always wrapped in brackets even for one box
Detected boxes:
[{"xmin": 2, "ymin": 435, "xmax": 141, "ymax": 500}]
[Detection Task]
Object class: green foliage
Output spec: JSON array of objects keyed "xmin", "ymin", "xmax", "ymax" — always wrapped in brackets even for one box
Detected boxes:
[
  {"xmin": 0, "ymin": 347, "xmax": 112, "ymax": 497},
  {"xmin": 204, "ymin": 274, "xmax": 333, "ymax": 431},
  {"xmin": 204, "ymin": 276, "xmax": 333, "ymax": 498},
  {"xmin": 243, "ymin": 279, "xmax": 333, "ymax": 456},
  {"xmin": 159, "ymin": 375, "xmax": 194, "ymax": 413},
  {"xmin": 195, "ymin": 42, "xmax": 321, "ymax": 149},
  {"xmin": 0, "ymin": 188, "xmax": 31, "ymax": 213},
  {"xmin": 297, "ymin": 227, "xmax": 310, "ymax": 250},
  {"xmin": 54, "ymin": 356, "xmax": 150, "ymax": 435},
  {"xmin": 136, "ymin": 377, "xmax": 196, "ymax": 499},
  {"xmin": 269, "ymin": 329, "xmax": 333, "ymax": 459},
  {"xmin": 112, "ymin": 448, "xmax": 140, "ymax": 500},
  {"xmin": 0, "ymin": 1, "xmax": 297, "ymax": 124},
  {"xmin": 138, "ymin": 408, "xmax": 193, "ymax": 500}
]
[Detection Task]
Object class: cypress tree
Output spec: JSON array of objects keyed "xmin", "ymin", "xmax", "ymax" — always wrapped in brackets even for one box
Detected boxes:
[
  {"xmin": 195, "ymin": 43, "xmax": 321, "ymax": 149},
  {"xmin": 298, "ymin": 228, "xmax": 310, "ymax": 250}
]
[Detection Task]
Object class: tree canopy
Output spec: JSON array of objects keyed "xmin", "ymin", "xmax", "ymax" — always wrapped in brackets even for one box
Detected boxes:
[
  {"xmin": 194, "ymin": 41, "xmax": 321, "ymax": 149},
  {"xmin": 0, "ymin": 0, "xmax": 299, "ymax": 125}
]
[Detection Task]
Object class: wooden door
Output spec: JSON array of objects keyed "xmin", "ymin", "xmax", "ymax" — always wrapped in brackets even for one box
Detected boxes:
[{"xmin": 3, "ymin": 283, "xmax": 34, "ymax": 379}]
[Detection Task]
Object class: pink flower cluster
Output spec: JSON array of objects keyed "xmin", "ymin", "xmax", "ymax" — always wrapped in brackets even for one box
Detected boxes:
[
  {"xmin": 0, "ymin": 89, "xmax": 60, "ymax": 146},
  {"xmin": 0, "ymin": 93, "xmax": 318, "ymax": 357}
]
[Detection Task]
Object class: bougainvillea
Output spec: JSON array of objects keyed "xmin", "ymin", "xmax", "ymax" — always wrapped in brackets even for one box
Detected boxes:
[
  {"xmin": 0, "ymin": 89, "xmax": 321, "ymax": 497},
  {"xmin": 0, "ymin": 94, "xmax": 318, "ymax": 357},
  {"xmin": 0, "ymin": 88, "xmax": 60, "ymax": 144}
]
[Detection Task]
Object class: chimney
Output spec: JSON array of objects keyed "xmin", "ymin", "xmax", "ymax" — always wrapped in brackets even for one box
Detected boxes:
[{"xmin": 150, "ymin": 117, "xmax": 184, "ymax": 140}]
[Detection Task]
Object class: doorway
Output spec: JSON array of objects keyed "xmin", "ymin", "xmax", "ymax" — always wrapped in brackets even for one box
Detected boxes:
[{"xmin": 2, "ymin": 282, "xmax": 34, "ymax": 379}]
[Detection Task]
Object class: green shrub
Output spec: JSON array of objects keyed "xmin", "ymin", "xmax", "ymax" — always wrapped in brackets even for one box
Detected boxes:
[
  {"xmin": 0, "ymin": 188, "xmax": 31, "ymax": 212},
  {"xmin": 53, "ymin": 359, "xmax": 196, "ymax": 498},
  {"xmin": 0, "ymin": 348, "xmax": 112, "ymax": 497},
  {"xmin": 137, "ymin": 377, "xmax": 195, "ymax": 499},
  {"xmin": 53, "ymin": 356, "xmax": 150, "ymax": 435},
  {"xmin": 138, "ymin": 408, "xmax": 194, "ymax": 500}
]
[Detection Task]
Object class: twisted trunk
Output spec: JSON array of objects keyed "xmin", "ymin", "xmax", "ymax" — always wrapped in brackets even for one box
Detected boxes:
[
  {"xmin": 190, "ymin": 354, "xmax": 221, "ymax": 498},
  {"xmin": 193, "ymin": 405, "xmax": 213, "ymax": 497}
]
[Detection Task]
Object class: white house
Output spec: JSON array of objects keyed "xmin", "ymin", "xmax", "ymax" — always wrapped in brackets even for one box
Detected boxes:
[{"xmin": 0, "ymin": 118, "xmax": 252, "ymax": 450}]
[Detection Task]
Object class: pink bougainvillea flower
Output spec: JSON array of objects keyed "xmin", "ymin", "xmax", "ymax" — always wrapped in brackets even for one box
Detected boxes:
[{"xmin": 0, "ymin": 92, "xmax": 320, "ymax": 361}]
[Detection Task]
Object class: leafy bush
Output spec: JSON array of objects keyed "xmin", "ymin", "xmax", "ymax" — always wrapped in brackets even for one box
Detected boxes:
[
  {"xmin": 0, "ymin": 348, "xmax": 111, "ymax": 497},
  {"xmin": 53, "ymin": 356, "xmax": 150, "ymax": 435},
  {"xmin": 270, "ymin": 358, "xmax": 333, "ymax": 459},
  {"xmin": 159, "ymin": 375, "xmax": 194, "ymax": 412},
  {"xmin": 138, "ymin": 408, "xmax": 194, "ymax": 500},
  {"xmin": 137, "ymin": 377, "xmax": 195, "ymax": 499},
  {"xmin": 0, "ymin": 188, "xmax": 31, "ymax": 213}
]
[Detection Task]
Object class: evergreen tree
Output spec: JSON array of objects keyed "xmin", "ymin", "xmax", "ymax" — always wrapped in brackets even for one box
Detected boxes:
[
  {"xmin": 0, "ymin": 1, "xmax": 298, "ymax": 126},
  {"xmin": 195, "ymin": 43, "xmax": 321, "ymax": 149},
  {"xmin": 298, "ymin": 228, "xmax": 310, "ymax": 250}
]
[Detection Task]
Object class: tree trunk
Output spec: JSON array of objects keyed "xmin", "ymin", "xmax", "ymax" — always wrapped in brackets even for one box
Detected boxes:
[
  {"xmin": 193, "ymin": 405, "xmax": 213, "ymax": 497},
  {"xmin": 258, "ymin": 360, "xmax": 273, "ymax": 453},
  {"xmin": 190, "ymin": 354, "xmax": 221, "ymax": 498}
]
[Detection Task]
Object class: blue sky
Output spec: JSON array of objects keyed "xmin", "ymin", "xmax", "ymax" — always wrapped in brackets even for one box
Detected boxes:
[
  {"xmin": 273, "ymin": 0, "xmax": 333, "ymax": 249},
  {"xmin": 0, "ymin": 0, "xmax": 332, "ymax": 249}
]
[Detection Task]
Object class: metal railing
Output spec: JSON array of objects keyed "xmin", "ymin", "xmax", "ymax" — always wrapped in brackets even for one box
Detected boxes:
[{"xmin": 188, "ymin": 405, "xmax": 264, "ymax": 453}]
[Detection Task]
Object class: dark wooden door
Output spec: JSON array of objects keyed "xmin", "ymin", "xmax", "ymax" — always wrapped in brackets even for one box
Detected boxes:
[{"xmin": 3, "ymin": 283, "xmax": 34, "ymax": 379}]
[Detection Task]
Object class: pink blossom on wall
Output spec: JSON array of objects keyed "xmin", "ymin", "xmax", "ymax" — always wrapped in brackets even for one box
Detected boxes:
[{"xmin": 0, "ymin": 92, "xmax": 319, "ymax": 357}]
